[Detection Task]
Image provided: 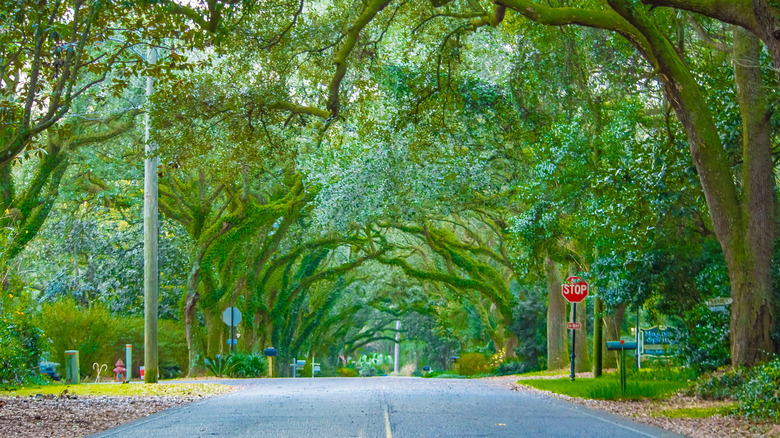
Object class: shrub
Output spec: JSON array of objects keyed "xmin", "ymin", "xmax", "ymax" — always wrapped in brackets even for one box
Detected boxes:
[
  {"xmin": 496, "ymin": 360, "xmax": 535, "ymax": 376},
  {"xmin": 0, "ymin": 309, "xmax": 43, "ymax": 388},
  {"xmin": 204, "ymin": 355, "xmax": 230, "ymax": 377},
  {"xmin": 113, "ymin": 317, "xmax": 188, "ymax": 378},
  {"xmin": 337, "ymin": 367, "xmax": 359, "ymax": 377},
  {"xmin": 690, "ymin": 367, "xmax": 747, "ymax": 400},
  {"xmin": 226, "ymin": 352, "xmax": 267, "ymax": 378},
  {"xmin": 37, "ymin": 298, "xmax": 189, "ymax": 379},
  {"xmin": 736, "ymin": 358, "xmax": 780, "ymax": 419},
  {"xmin": 356, "ymin": 353, "xmax": 393, "ymax": 377},
  {"xmin": 36, "ymin": 298, "xmax": 115, "ymax": 377},
  {"xmin": 457, "ymin": 352, "xmax": 493, "ymax": 376}
]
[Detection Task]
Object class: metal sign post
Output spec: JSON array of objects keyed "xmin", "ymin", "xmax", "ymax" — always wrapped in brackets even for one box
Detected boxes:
[
  {"xmin": 222, "ymin": 307, "xmax": 242, "ymax": 354},
  {"xmin": 562, "ymin": 276, "xmax": 589, "ymax": 381},
  {"xmin": 570, "ymin": 302, "xmax": 577, "ymax": 381}
]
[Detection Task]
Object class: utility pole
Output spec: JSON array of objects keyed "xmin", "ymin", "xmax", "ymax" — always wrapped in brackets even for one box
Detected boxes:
[
  {"xmin": 143, "ymin": 46, "xmax": 159, "ymax": 384},
  {"xmin": 394, "ymin": 320, "xmax": 401, "ymax": 374}
]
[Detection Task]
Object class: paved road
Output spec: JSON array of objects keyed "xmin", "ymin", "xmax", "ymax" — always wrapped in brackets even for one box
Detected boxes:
[{"xmin": 92, "ymin": 377, "xmax": 680, "ymax": 438}]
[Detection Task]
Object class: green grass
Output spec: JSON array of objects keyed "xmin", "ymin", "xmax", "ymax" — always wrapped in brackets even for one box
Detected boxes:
[
  {"xmin": 515, "ymin": 368, "xmax": 571, "ymax": 378},
  {"xmin": 0, "ymin": 381, "xmax": 231, "ymax": 398},
  {"xmin": 422, "ymin": 371, "xmax": 467, "ymax": 379},
  {"xmin": 652, "ymin": 404, "xmax": 736, "ymax": 419},
  {"xmin": 516, "ymin": 374, "xmax": 691, "ymax": 400}
]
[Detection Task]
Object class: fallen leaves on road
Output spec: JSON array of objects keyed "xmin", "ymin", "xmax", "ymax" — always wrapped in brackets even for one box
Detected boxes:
[{"xmin": 0, "ymin": 384, "xmax": 233, "ymax": 438}]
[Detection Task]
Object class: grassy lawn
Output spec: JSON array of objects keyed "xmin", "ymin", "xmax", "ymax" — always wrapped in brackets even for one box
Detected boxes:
[
  {"xmin": 0, "ymin": 382, "xmax": 232, "ymax": 398},
  {"xmin": 516, "ymin": 374, "xmax": 691, "ymax": 400},
  {"xmin": 514, "ymin": 368, "xmax": 571, "ymax": 378}
]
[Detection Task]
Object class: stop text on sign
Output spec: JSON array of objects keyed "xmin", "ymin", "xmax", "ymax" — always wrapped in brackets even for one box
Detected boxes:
[{"xmin": 562, "ymin": 276, "xmax": 589, "ymax": 303}]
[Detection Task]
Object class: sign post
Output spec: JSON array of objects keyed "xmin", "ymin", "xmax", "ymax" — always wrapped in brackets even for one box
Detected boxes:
[
  {"xmin": 562, "ymin": 276, "xmax": 589, "ymax": 381},
  {"xmin": 222, "ymin": 307, "xmax": 242, "ymax": 354}
]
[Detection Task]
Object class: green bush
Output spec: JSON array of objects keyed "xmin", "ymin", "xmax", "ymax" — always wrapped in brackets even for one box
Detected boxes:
[
  {"xmin": 496, "ymin": 360, "xmax": 535, "ymax": 376},
  {"xmin": 457, "ymin": 352, "xmax": 493, "ymax": 376},
  {"xmin": 113, "ymin": 317, "xmax": 188, "ymax": 378},
  {"xmin": 226, "ymin": 352, "xmax": 267, "ymax": 378},
  {"xmin": 203, "ymin": 352, "xmax": 268, "ymax": 378},
  {"xmin": 36, "ymin": 298, "xmax": 116, "ymax": 377},
  {"xmin": 356, "ymin": 353, "xmax": 393, "ymax": 376},
  {"xmin": 736, "ymin": 358, "xmax": 780, "ymax": 419},
  {"xmin": 0, "ymin": 309, "xmax": 43, "ymax": 388},
  {"xmin": 204, "ymin": 355, "xmax": 230, "ymax": 377},
  {"xmin": 688, "ymin": 359, "xmax": 780, "ymax": 419},
  {"xmin": 37, "ymin": 298, "xmax": 189, "ymax": 379},
  {"xmin": 690, "ymin": 367, "xmax": 747, "ymax": 400},
  {"xmin": 337, "ymin": 367, "xmax": 359, "ymax": 377}
]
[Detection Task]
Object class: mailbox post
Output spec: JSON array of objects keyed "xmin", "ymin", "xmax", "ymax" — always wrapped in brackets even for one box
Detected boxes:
[
  {"xmin": 607, "ymin": 340, "xmax": 637, "ymax": 394},
  {"xmin": 290, "ymin": 358, "xmax": 305, "ymax": 378},
  {"xmin": 263, "ymin": 347, "xmax": 277, "ymax": 378}
]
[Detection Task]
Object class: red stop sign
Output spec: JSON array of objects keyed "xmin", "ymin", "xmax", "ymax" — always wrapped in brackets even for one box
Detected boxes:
[{"xmin": 562, "ymin": 276, "xmax": 589, "ymax": 303}]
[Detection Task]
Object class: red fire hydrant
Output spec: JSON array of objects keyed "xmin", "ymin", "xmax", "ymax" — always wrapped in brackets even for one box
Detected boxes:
[{"xmin": 114, "ymin": 359, "xmax": 127, "ymax": 382}]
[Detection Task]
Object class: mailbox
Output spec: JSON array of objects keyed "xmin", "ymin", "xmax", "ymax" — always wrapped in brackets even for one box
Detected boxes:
[
  {"xmin": 296, "ymin": 360, "xmax": 306, "ymax": 367},
  {"xmin": 263, "ymin": 348, "xmax": 278, "ymax": 357},
  {"xmin": 422, "ymin": 366, "xmax": 431, "ymax": 372},
  {"xmin": 448, "ymin": 356, "xmax": 459, "ymax": 363},
  {"xmin": 607, "ymin": 341, "xmax": 637, "ymax": 351},
  {"xmin": 607, "ymin": 340, "xmax": 637, "ymax": 395}
]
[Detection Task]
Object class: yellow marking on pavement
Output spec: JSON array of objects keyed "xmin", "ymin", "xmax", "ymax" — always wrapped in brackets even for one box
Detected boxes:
[{"xmin": 384, "ymin": 405, "xmax": 392, "ymax": 438}]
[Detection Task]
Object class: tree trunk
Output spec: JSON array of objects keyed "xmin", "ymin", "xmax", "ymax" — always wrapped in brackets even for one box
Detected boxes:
[
  {"xmin": 574, "ymin": 299, "xmax": 590, "ymax": 372},
  {"xmin": 729, "ymin": 27, "xmax": 775, "ymax": 364},
  {"xmin": 204, "ymin": 311, "xmax": 225, "ymax": 357},
  {"xmin": 184, "ymin": 264, "xmax": 201, "ymax": 376},
  {"xmin": 604, "ymin": 303, "xmax": 626, "ymax": 369},
  {"xmin": 593, "ymin": 295, "xmax": 604, "ymax": 377},
  {"xmin": 545, "ymin": 257, "xmax": 568, "ymax": 369},
  {"xmin": 610, "ymin": 1, "xmax": 775, "ymax": 367}
]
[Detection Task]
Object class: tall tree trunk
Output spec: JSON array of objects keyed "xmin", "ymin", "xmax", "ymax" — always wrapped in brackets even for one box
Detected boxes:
[
  {"xmin": 184, "ymin": 264, "xmax": 201, "ymax": 376},
  {"xmin": 574, "ymin": 299, "xmax": 591, "ymax": 372},
  {"xmin": 545, "ymin": 257, "xmax": 568, "ymax": 369},
  {"xmin": 730, "ymin": 27, "xmax": 775, "ymax": 364},
  {"xmin": 604, "ymin": 303, "xmax": 627, "ymax": 369},
  {"xmin": 592, "ymin": 295, "xmax": 604, "ymax": 377},
  {"xmin": 608, "ymin": 0, "xmax": 775, "ymax": 366}
]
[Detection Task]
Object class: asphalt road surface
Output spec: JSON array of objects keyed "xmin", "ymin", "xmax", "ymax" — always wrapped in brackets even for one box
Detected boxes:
[{"xmin": 92, "ymin": 377, "xmax": 680, "ymax": 438}]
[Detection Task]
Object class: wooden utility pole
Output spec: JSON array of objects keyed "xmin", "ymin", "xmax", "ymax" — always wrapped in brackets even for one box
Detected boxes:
[
  {"xmin": 394, "ymin": 320, "xmax": 401, "ymax": 374},
  {"xmin": 144, "ymin": 46, "xmax": 159, "ymax": 384}
]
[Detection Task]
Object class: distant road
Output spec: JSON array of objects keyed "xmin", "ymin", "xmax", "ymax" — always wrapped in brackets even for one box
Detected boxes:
[{"xmin": 92, "ymin": 377, "xmax": 680, "ymax": 437}]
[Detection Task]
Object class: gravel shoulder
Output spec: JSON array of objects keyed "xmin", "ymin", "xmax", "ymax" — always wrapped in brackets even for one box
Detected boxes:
[{"xmin": 0, "ymin": 383, "xmax": 234, "ymax": 438}]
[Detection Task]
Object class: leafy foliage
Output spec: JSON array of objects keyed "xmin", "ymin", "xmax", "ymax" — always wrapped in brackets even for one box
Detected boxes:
[
  {"xmin": 36, "ymin": 298, "xmax": 116, "ymax": 377},
  {"xmin": 225, "ymin": 352, "xmax": 267, "ymax": 378},
  {"xmin": 0, "ymin": 294, "xmax": 43, "ymax": 388}
]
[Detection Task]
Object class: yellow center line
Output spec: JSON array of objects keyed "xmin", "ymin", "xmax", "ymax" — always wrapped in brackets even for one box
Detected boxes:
[{"xmin": 384, "ymin": 405, "xmax": 392, "ymax": 438}]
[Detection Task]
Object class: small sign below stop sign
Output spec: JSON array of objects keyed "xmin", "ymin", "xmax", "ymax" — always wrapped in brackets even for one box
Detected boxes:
[{"xmin": 562, "ymin": 276, "xmax": 589, "ymax": 303}]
